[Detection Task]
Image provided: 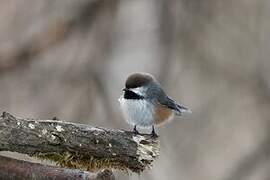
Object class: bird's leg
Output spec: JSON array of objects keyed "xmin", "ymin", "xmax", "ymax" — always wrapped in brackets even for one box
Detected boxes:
[
  {"xmin": 133, "ymin": 125, "xmax": 139, "ymax": 135},
  {"xmin": 151, "ymin": 125, "xmax": 158, "ymax": 138}
]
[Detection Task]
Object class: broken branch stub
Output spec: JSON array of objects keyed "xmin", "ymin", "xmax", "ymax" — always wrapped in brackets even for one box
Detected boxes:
[{"xmin": 0, "ymin": 112, "xmax": 160, "ymax": 173}]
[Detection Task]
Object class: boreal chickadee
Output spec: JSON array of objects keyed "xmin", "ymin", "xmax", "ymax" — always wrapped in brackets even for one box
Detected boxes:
[{"xmin": 119, "ymin": 72, "xmax": 191, "ymax": 137}]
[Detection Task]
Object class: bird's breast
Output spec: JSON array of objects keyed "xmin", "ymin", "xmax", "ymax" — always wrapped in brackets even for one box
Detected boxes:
[{"xmin": 119, "ymin": 96, "xmax": 155, "ymax": 127}]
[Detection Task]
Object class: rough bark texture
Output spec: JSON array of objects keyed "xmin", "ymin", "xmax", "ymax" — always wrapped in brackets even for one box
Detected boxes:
[
  {"xmin": 0, "ymin": 155, "xmax": 115, "ymax": 180},
  {"xmin": 0, "ymin": 112, "xmax": 160, "ymax": 173}
]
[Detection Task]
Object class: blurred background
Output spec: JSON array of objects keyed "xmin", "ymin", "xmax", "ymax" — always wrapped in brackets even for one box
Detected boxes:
[{"xmin": 0, "ymin": 0, "xmax": 269, "ymax": 180}]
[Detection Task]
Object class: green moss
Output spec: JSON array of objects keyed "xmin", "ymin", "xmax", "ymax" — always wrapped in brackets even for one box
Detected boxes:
[{"xmin": 33, "ymin": 152, "xmax": 131, "ymax": 173}]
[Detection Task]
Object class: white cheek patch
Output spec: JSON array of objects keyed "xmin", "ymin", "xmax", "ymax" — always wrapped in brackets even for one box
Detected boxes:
[{"xmin": 130, "ymin": 87, "xmax": 146, "ymax": 97}]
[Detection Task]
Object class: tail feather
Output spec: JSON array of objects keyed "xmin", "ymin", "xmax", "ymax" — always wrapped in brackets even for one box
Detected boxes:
[{"xmin": 175, "ymin": 104, "xmax": 192, "ymax": 115}]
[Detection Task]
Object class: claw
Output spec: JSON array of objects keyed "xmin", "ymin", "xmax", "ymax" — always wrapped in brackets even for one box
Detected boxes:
[
  {"xmin": 133, "ymin": 125, "xmax": 140, "ymax": 135},
  {"xmin": 151, "ymin": 125, "xmax": 158, "ymax": 138}
]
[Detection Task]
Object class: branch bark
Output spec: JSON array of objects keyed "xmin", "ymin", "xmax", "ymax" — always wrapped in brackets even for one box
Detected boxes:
[
  {"xmin": 0, "ymin": 112, "xmax": 159, "ymax": 173},
  {"xmin": 0, "ymin": 155, "xmax": 115, "ymax": 180}
]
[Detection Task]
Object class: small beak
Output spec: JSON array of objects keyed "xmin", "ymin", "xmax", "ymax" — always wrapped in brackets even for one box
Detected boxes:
[{"xmin": 122, "ymin": 88, "xmax": 128, "ymax": 91}]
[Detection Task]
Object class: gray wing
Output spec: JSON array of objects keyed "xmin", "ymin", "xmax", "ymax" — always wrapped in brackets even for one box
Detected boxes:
[
  {"xmin": 146, "ymin": 83, "xmax": 191, "ymax": 115},
  {"xmin": 157, "ymin": 91, "xmax": 191, "ymax": 115}
]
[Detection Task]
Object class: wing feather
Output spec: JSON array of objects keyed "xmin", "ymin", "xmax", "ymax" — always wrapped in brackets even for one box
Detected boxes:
[{"xmin": 158, "ymin": 95, "xmax": 191, "ymax": 115}]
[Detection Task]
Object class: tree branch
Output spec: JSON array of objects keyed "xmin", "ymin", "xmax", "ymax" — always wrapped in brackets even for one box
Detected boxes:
[
  {"xmin": 0, "ymin": 112, "xmax": 159, "ymax": 173},
  {"xmin": 0, "ymin": 155, "xmax": 115, "ymax": 180}
]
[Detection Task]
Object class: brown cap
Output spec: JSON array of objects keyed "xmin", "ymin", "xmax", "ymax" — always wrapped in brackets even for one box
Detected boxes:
[{"xmin": 125, "ymin": 72, "xmax": 154, "ymax": 89}]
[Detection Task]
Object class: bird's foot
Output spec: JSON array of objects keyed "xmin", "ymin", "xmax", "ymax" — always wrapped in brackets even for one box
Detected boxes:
[
  {"xmin": 133, "ymin": 125, "xmax": 140, "ymax": 135},
  {"xmin": 151, "ymin": 131, "xmax": 159, "ymax": 138},
  {"xmin": 151, "ymin": 126, "xmax": 159, "ymax": 138}
]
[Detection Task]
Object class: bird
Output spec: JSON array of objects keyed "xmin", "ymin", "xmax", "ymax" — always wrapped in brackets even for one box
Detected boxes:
[{"xmin": 119, "ymin": 72, "xmax": 191, "ymax": 137}]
